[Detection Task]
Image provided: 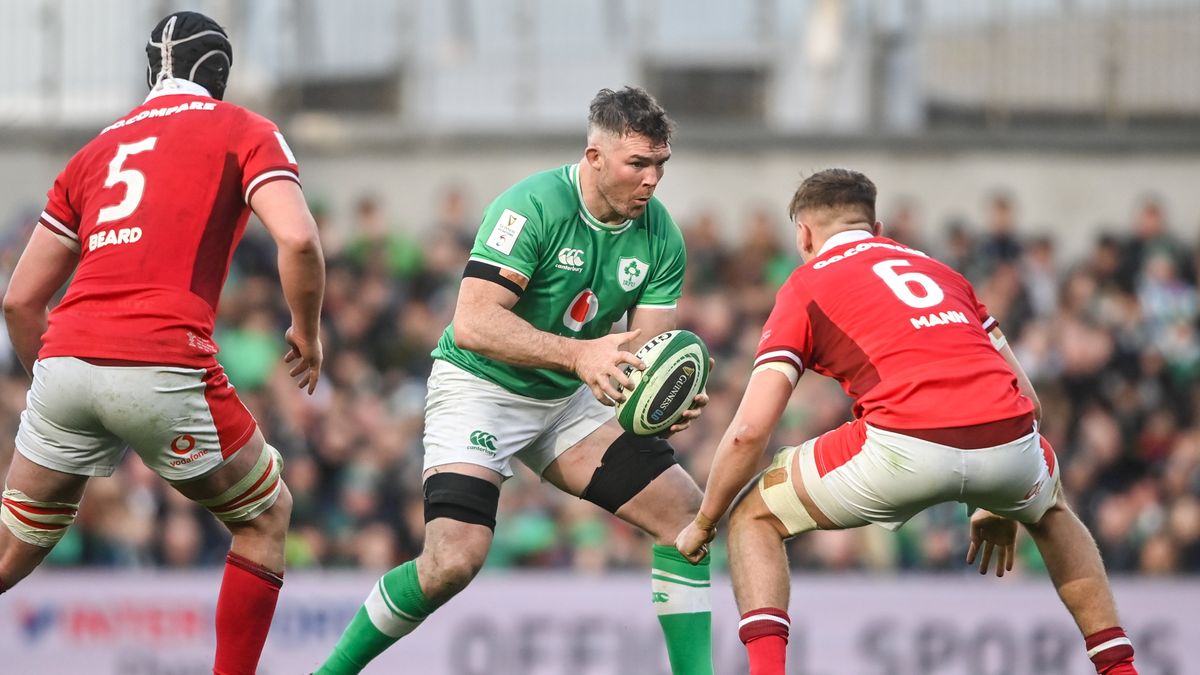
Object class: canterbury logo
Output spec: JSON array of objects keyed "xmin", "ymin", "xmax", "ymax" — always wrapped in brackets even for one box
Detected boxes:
[
  {"xmin": 557, "ymin": 247, "xmax": 585, "ymax": 268},
  {"xmin": 469, "ymin": 430, "xmax": 497, "ymax": 452}
]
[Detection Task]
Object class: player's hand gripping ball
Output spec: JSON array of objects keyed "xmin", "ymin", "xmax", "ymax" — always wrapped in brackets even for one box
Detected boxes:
[{"xmin": 616, "ymin": 330, "xmax": 710, "ymax": 436}]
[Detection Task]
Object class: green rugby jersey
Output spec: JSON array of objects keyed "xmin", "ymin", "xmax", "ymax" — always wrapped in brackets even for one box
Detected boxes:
[{"xmin": 432, "ymin": 163, "xmax": 686, "ymax": 399}]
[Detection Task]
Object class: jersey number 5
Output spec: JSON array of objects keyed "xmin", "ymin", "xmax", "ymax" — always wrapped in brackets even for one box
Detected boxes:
[
  {"xmin": 872, "ymin": 259, "xmax": 945, "ymax": 309},
  {"xmin": 97, "ymin": 136, "xmax": 158, "ymax": 225}
]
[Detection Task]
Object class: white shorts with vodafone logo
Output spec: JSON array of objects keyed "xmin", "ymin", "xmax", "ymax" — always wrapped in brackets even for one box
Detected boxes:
[
  {"xmin": 766, "ymin": 415, "xmax": 1059, "ymax": 534},
  {"xmin": 15, "ymin": 357, "xmax": 256, "ymax": 482}
]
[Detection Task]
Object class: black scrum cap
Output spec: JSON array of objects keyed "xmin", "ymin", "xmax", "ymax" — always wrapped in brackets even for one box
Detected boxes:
[{"xmin": 146, "ymin": 11, "xmax": 233, "ymax": 99}]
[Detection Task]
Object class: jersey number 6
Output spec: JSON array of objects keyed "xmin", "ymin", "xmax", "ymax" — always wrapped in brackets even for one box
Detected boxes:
[
  {"xmin": 97, "ymin": 136, "xmax": 158, "ymax": 225},
  {"xmin": 872, "ymin": 259, "xmax": 945, "ymax": 309}
]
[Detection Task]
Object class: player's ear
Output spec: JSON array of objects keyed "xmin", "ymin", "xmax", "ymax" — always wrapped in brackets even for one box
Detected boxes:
[
  {"xmin": 872, "ymin": 220, "xmax": 883, "ymax": 236},
  {"xmin": 584, "ymin": 144, "xmax": 603, "ymax": 170},
  {"xmin": 798, "ymin": 220, "xmax": 814, "ymax": 257}
]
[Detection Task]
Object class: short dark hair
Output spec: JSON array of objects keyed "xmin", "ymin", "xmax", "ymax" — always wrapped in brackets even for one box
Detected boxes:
[
  {"xmin": 588, "ymin": 87, "xmax": 674, "ymax": 147},
  {"xmin": 787, "ymin": 169, "xmax": 876, "ymax": 222}
]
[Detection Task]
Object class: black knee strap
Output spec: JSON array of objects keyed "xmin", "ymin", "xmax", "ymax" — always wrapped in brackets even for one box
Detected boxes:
[
  {"xmin": 581, "ymin": 432, "xmax": 678, "ymax": 514},
  {"xmin": 424, "ymin": 473, "xmax": 500, "ymax": 530}
]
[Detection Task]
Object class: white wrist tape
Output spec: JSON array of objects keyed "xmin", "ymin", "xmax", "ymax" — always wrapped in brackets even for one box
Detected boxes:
[{"xmin": 752, "ymin": 361, "xmax": 801, "ymax": 387}]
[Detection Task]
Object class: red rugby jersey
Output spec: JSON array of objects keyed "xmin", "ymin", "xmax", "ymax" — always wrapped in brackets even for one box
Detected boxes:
[
  {"xmin": 755, "ymin": 232, "xmax": 1033, "ymax": 430},
  {"xmin": 36, "ymin": 81, "xmax": 300, "ymax": 367}
]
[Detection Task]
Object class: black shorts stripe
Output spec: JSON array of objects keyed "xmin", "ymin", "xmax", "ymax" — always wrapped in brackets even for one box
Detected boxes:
[{"xmin": 464, "ymin": 259, "xmax": 524, "ymax": 297}]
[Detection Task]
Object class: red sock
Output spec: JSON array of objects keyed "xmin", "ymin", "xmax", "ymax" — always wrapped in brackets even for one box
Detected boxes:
[
  {"xmin": 214, "ymin": 552, "xmax": 284, "ymax": 675},
  {"xmin": 1086, "ymin": 626, "xmax": 1136, "ymax": 675},
  {"xmin": 739, "ymin": 608, "xmax": 789, "ymax": 675}
]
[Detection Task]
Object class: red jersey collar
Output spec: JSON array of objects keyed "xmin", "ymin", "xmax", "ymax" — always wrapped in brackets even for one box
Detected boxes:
[{"xmin": 816, "ymin": 229, "xmax": 875, "ymax": 257}]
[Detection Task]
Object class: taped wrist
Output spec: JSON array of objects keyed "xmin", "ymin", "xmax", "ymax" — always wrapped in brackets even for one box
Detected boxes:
[
  {"xmin": 198, "ymin": 444, "xmax": 284, "ymax": 523},
  {"xmin": 1, "ymin": 487, "xmax": 79, "ymax": 548}
]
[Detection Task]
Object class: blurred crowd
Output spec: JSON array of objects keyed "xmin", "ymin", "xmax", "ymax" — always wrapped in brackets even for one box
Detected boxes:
[{"xmin": 0, "ymin": 184, "xmax": 1197, "ymax": 578}]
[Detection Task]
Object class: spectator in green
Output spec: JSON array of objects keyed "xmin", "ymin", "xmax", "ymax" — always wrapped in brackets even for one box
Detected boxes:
[{"xmin": 343, "ymin": 195, "xmax": 423, "ymax": 279}]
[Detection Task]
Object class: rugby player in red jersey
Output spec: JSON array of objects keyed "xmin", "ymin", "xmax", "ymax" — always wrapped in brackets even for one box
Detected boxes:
[
  {"xmin": 676, "ymin": 169, "xmax": 1136, "ymax": 675},
  {"xmin": 0, "ymin": 12, "xmax": 324, "ymax": 675}
]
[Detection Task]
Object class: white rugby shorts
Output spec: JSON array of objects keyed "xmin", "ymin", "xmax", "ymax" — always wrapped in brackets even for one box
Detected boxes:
[
  {"xmin": 423, "ymin": 360, "xmax": 614, "ymax": 478},
  {"xmin": 763, "ymin": 416, "xmax": 1059, "ymax": 535},
  {"xmin": 16, "ymin": 357, "xmax": 257, "ymax": 481}
]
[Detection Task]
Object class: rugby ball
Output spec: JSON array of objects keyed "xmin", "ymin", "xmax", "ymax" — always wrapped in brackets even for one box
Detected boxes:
[{"xmin": 616, "ymin": 330, "xmax": 710, "ymax": 436}]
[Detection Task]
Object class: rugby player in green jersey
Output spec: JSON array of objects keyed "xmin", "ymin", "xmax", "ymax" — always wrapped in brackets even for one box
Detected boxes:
[{"xmin": 316, "ymin": 87, "xmax": 713, "ymax": 674}]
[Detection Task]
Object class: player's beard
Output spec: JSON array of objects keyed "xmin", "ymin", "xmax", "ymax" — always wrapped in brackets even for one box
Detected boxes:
[
  {"xmin": 598, "ymin": 179, "xmax": 647, "ymax": 222},
  {"xmin": 622, "ymin": 197, "xmax": 650, "ymax": 219}
]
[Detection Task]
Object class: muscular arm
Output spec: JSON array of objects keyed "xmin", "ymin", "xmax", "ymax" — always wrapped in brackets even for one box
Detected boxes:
[
  {"xmin": 250, "ymin": 180, "xmax": 324, "ymax": 340},
  {"xmin": 626, "ymin": 306, "xmax": 676, "ymax": 351},
  {"xmin": 696, "ymin": 367, "xmax": 795, "ymax": 524},
  {"xmin": 2, "ymin": 226, "xmax": 80, "ymax": 375},
  {"xmin": 452, "ymin": 276, "xmax": 581, "ymax": 371},
  {"xmin": 991, "ymin": 326, "xmax": 1042, "ymax": 424},
  {"xmin": 453, "ymin": 275, "xmax": 642, "ymax": 403},
  {"xmin": 250, "ymin": 180, "xmax": 324, "ymax": 392}
]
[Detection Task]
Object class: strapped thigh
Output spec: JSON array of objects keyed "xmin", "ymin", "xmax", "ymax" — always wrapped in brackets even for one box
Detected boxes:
[
  {"xmin": 423, "ymin": 472, "xmax": 502, "ymax": 530},
  {"xmin": 757, "ymin": 445, "xmax": 819, "ymax": 537},
  {"xmin": 580, "ymin": 431, "xmax": 677, "ymax": 514},
  {"xmin": 196, "ymin": 443, "xmax": 283, "ymax": 523},
  {"xmin": 1, "ymin": 488, "xmax": 80, "ymax": 547}
]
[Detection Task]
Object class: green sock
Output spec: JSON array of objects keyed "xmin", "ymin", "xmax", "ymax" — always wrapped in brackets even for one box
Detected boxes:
[
  {"xmin": 315, "ymin": 560, "xmax": 433, "ymax": 675},
  {"xmin": 651, "ymin": 544, "xmax": 714, "ymax": 675}
]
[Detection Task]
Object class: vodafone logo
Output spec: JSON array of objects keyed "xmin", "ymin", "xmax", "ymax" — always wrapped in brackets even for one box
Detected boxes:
[
  {"xmin": 170, "ymin": 435, "xmax": 196, "ymax": 455},
  {"xmin": 169, "ymin": 434, "xmax": 210, "ymax": 468},
  {"xmin": 563, "ymin": 289, "xmax": 599, "ymax": 332}
]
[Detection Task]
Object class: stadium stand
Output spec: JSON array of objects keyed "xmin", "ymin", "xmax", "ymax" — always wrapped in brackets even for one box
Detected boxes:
[{"xmin": 0, "ymin": 187, "xmax": 1193, "ymax": 576}]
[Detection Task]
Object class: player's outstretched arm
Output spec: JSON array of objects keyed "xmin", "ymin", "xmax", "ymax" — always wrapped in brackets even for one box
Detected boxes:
[
  {"xmin": 676, "ymin": 367, "xmax": 793, "ymax": 563},
  {"xmin": 454, "ymin": 277, "xmax": 643, "ymax": 404},
  {"xmin": 3, "ymin": 226, "xmax": 80, "ymax": 375},
  {"xmin": 250, "ymin": 180, "xmax": 325, "ymax": 393}
]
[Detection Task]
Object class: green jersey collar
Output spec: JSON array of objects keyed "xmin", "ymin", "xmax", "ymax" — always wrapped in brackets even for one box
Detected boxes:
[{"xmin": 570, "ymin": 163, "xmax": 633, "ymax": 235}]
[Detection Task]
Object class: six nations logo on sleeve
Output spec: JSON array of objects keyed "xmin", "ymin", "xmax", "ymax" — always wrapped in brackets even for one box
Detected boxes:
[{"xmin": 486, "ymin": 209, "xmax": 528, "ymax": 255}]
